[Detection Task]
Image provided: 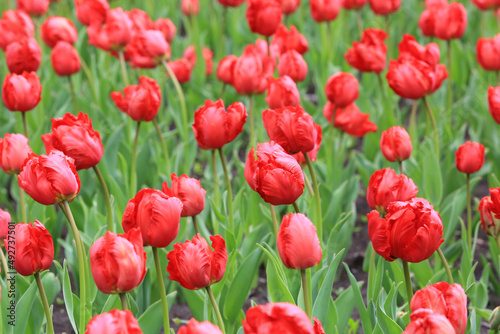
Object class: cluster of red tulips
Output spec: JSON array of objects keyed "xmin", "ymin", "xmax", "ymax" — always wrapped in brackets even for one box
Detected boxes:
[{"xmin": 1, "ymin": 0, "xmax": 500, "ymax": 332}]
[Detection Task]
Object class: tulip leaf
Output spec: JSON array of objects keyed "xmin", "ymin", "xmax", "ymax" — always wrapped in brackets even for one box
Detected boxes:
[
  {"xmin": 343, "ymin": 263, "xmax": 372, "ymax": 334},
  {"xmin": 101, "ymin": 294, "xmax": 120, "ymax": 313},
  {"xmin": 421, "ymin": 141, "xmax": 443, "ymax": 207},
  {"xmin": 137, "ymin": 299, "xmax": 163, "ymax": 334},
  {"xmin": 14, "ymin": 277, "xmax": 37, "ymax": 334},
  {"xmin": 61, "ymin": 260, "xmax": 78, "ymax": 333},
  {"xmin": 183, "ymin": 289, "xmax": 205, "ymax": 321},
  {"xmin": 376, "ymin": 296, "xmax": 403, "ymax": 334}
]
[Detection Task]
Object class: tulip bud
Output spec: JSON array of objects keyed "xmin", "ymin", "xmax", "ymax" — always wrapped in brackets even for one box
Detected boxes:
[
  {"xmin": 167, "ymin": 59, "xmax": 192, "ymax": 84},
  {"xmin": 162, "ymin": 174, "xmax": 207, "ymax": 217},
  {"xmin": 203, "ymin": 48, "xmax": 214, "ymax": 76},
  {"xmin": 343, "ymin": 0, "xmax": 368, "ymax": 10},
  {"xmin": 0, "ymin": 133, "xmax": 32, "ymax": 175},
  {"xmin": 404, "ymin": 309, "xmax": 456, "ymax": 334},
  {"xmin": 5, "ymin": 37, "xmax": 41, "ymax": 74},
  {"xmin": 243, "ymin": 302, "xmax": 315, "ymax": 333},
  {"xmin": 17, "ymin": 0, "xmax": 49, "ymax": 16},
  {"xmin": 233, "ymin": 45, "xmax": 275, "ymax": 95},
  {"xmin": 51, "ymin": 41, "xmax": 81, "ymax": 76},
  {"xmin": 367, "ymin": 168, "xmax": 418, "ymax": 213},
  {"xmin": 272, "ymin": 25, "xmax": 309, "ymax": 55},
  {"xmin": 418, "ymin": 2, "xmax": 467, "ymax": 40},
  {"xmin": 127, "ymin": 9, "xmax": 154, "ymax": 34},
  {"xmin": 0, "ymin": 10, "xmax": 34, "ymax": 51},
  {"xmin": 181, "ymin": 0, "xmax": 199, "ymax": 16},
  {"xmin": 127, "ymin": 30, "xmax": 171, "ymax": 69},
  {"xmin": 2, "ymin": 71, "xmax": 42, "ymax": 112},
  {"xmin": 478, "ymin": 195, "xmax": 500, "ymax": 238},
  {"xmin": 85, "ymin": 309, "xmax": 142, "ymax": 333},
  {"xmin": 476, "ymin": 34, "xmax": 500, "ymax": 71},
  {"xmin": 278, "ymin": 50, "xmax": 308, "ymax": 82},
  {"xmin": 310, "ymin": 0, "xmax": 342, "ymax": 22},
  {"xmin": 328, "ymin": 103, "xmax": 378, "ymax": 137},
  {"xmin": 75, "ymin": 0, "xmax": 109, "ymax": 26},
  {"xmin": 217, "ymin": 55, "xmax": 238, "ymax": 85},
  {"xmin": 178, "ymin": 318, "xmax": 223, "ymax": 334},
  {"xmin": 246, "ymin": 0, "xmax": 283, "ymax": 37},
  {"xmin": 345, "ymin": 28, "xmax": 388, "ymax": 73},
  {"xmin": 87, "ymin": 8, "xmax": 133, "ymax": 52},
  {"xmin": 217, "ymin": 0, "xmax": 245, "ymax": 6},
  {"xmin": 265, "ymin": 76, "xmax": 300, "ymax": 109},
  {"xmin": 455, "ymin": 141, "xmax": 485, "ymax": 174},
  {"xmin": 488, "ymin": 86, "xmax": 500, "ymax": 124},
  {"xmin": 325, "ymin": 72, "xmax": 359, "ymax": 108},
  {"xmin": 380, "ymin": 126, "xmax": 412, "ymax": 162},
  {"xmin": 369, "ymin": 0, "xmax": 401, "ymax": 15},
  {"xmin": 0, "ymin": 209, "xmax": 12, "ymax": 239},
  {"xmin": 154, "ymin": 18, "xmax": 176, "ymax": 43},
  {"xmin": 41, "ymin": 16, "xmax": 78, "ymax": 48}
]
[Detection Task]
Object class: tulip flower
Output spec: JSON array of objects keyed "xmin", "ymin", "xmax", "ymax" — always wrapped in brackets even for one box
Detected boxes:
[
  {"xmin": 278, "ymin": 50, "xmax": 308, "ymax": 82},
  {"xmin": 0, "ymin": 133, "xmax": 32, "ymax": 175},
  {"xmin": 471, "ymin": 0, "xmax": 500, "ymax": 10},
  {"xmin": 0, "ymin": 209, "xmax": 11, "ymax": 240},
  {"xmin": 479, "ymin": 195, "xmax": 500, "ymax": 240},
  {"xmin": 418, "ymin": 2, "xmax": 467, "ymax": 40},
  {"xmin": 272, "ymin": 25, "xmax": 309, "ymax": 55},
  {"xmin": 232, "ymin": 44, "xmax": 275, "ymax": 96},
  {"xmin": 17, "ymin": 0, "xmax": 49, "ymax": 16},
  {"xmin": 51, "ymin": 41, "xmax": 81, "ymax": 77},
  {"xmin": 323, "ymin": 103, "xmax": 378, "ymax": 137},
  {"xmin": 87, "ymin": 8, "xmax": 133, "ymax": 52},
  {"xmin": 488, "ymin": 86, "xmax": 500, "ymax": 124},
  {"xmin": 265, "ymin": 76, "xmax": 300, "ymax": 109},
  {"xmin": 111, "ymin": 76, "xmax": 161, "ymax": 122},
  {"xmin": 291, "ymin": 123, "xmax": 322, "ymax": 166},
  {"xmin": 345, "ymin": 28, "xmax": 388, "ymax": 73},
  {"xmin": 366, "ymin": 168, "xmax": 418, "ymax": 214},
  {"xmin": 154, "ymin": 18, "xmax": 176, "ymax": 43},
  {"xmin": 343, "ymin": 0, "xmax": 368, "ymax": 10},
  {"xmin": 324, "ymin": 72, "xmax": 359, "ymax": 108},
  {"xmin": 404, "ymin": 309, "xmax": 456, "ymax": 334},
  {"xmin": 168, "ymin": 59, "xmax": 193, "ymax": 84},
  {"xmin": 314, "ymin": 318, "xmax": 326, "ymax": 334},
  {"xmin": 85, "ymin": 309, "xmax": 143, "ymax": 333},
  {"xmin": 127, "ymin": 30, "xmax": 171, "ymax": 69},
  {"xmin": 217, "ymin": 55, "xmax": 238, "ymax": 85},
  {"xmin": 243, "ymin": 302, "xmax": 316, "ymax": 333},
  {"xmin": 379, "ymin": 126, "xmax": 412, "ymax": 168},
  {"xmin": 203, "ymin": 48, "xmax": 214, "ymax": 76},
  {"xmin": 181, "ymin": 0, "xmax": 200, "ymax": 16},
  {"xmin": 2, "ymin": 71, "xmax": 42, "ymax": 113},
  {"xmin": 0, "ymin": 10, "xmax": 34, "ymax": 51},
  {"xmin": 41, "ymin": 16, "xmax": 78, "ymax": 48},
  {"xmin": 477, "ymin": 34, "xmax": 500, "ymax": 72},
  {"xmin": 75, "ymin": 0, "xmax": 109, "ymax": 26},
  {"xmin": 246, "ymin": 0, "xmax": 283, "ymax": 37},
  {"xmin": 310, "ymin": 0, "xmax": 343, "ymax": 22},
  {"xmin": 217, "ymin": 0, "xmax": 245, "ymax": 6},
  {"xmin": 178, "ymin": 319, "xmax": 223, "ymax": 334},
  {"xmin": 368, "ymin": 0, "xmax": 401, "ymax": 15},
  {"xmin": 127, "ymin": 9, "xmax": 154, "ymax": 33},
  {"xmin": 5, "ymin": 37, "xmax": 41, "ymax": 75}
]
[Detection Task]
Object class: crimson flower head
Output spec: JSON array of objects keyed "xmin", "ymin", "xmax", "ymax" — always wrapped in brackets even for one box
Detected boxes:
[
  {"xmin": 6, "ymin": 221, "xmax": 53, "ymax": 276},
  {"xmin": 310, "ymin": 0, "xmax": 343, "ymax": 22},
  {"xmin": 41, "ymin": 16, "xmax": 78, "ymax": 48},
  {"xmin": 343, "ymin": 0, "xmax": 368, "ymax": 10},
  {"xmin": 111, "ymin": 76, "xmax": 162, "ymax": 122},
  {"xmin": 217, "ymin": 0, "xmax": 245, "ymax": 6},
  {"xmin": 75, "ymin": 0, "xmax": 109, "ymax": 26},
  {"xmin": 51, "ymin": 41, "xmax": 81, "ymax": 77},
  {"xmin": 87, "ymin": 8, "xmax": 133, "ymax": 52},
  {"xmin": 418, "ymin": 2, "xmax": 467, "ymax": 40},
  {"xmin": 404, "ymin": 309, "xmax": 456, "ymax": 334},
  {"xmin": 369, "ymin": 0, "xmax": 401, "ymax": 15},
  {"xmin": 168, "ymin": 59, "xmax": 192, "ymax": 84},
  {"xmin": 488, "ymin": 86, "xmax": 500, "ymax": 124},
  {"xmin": 479, "ymin": 193, "xmax": 500, "ymax": 238},
  {"xmin": 178, "ymin": 319, "xmax": 223, "ymax": 334},
  {"xmin": 380, "ymin": 126, "xmax": 412, "ymax": 162},
  {"xmin": 292, "ymin": 123, "xmax": 322, "ymax": 166},
  {"xmin": 162, "ymin": 174, "xmax": 207, "ymax": 217},
  {"xmin": 192, "ymin": 99, "xmax": 247, "ymax": 150},
  {"xmin": 122, "ymin": 188, "xmax": 183, "ymax": 248},
  {"xmin": 127, "ymin": 9, "xmax": 154, "ymax": 34},
  {"xmin": 90, "ymin": 228, "xmax": 147, "ymax": 294},
  {"xmin": 0, "ymin": 10, "xmax": 34, "ymax": 51},
  {"xmin": 277, "ymin": 0, "xmax": 301, "ymax": 15},
  {"xmin": 0, "ymin": 133, "xmax": 32, "ymax": 175},
  {"xmin": 323, "ymin": 103, "xmax": 378, "ymax": 137},
  {"xmin": 2, "ymin": 71, "xmax": 42, "ymax": 112},
  {"xmin": 127, "ymin": 30, "xmax": 171, "ymax": 69},
  {"xmin": 167, "ymin": 234, "xmax": 227, "ymax": 290},
  {"xmin": 246, "ymin": 0, "xmax": 283, "ymax": 37},
  {"xmin": 325, "ymin": 72, "xmax": 359, "ymax": 108},
  {"xmin": 181, "ymin": 0, "xmax": 200, "ymax": 16},
  {"xmin": 5, "ymin": 37, "xmax": 41, "ymax": 75},
  {"xmin": 368, "ymin": 198, "xmax": 444, "ymax": 263},
  {"xmin": 0, "ymin": 209, "xmax": 11, "ymax": 239},
  {"xmin": 85, "ymin": 309, "xmax": 142, "ymax": 334},
  {"xmin": 471, "ymin": 0, "xmax": 500, "ymax": 10},
  {"xmin": 154, "ymin": 18, "xmax": 176, "ymax": 43},
  {"xmin": 345, "ymin": 28, "xmax": 388, "ymax": 73},
  {"xmin": 217, "ymin": 55, "xmax": 238, "ymax": 85},
  {"xmin": 278, "ymin": 50, "xmax": 308, "ymax": 82},
  {"xmin": 17, "ymin": 0, "xmax": 49, "ymax": 16},
  {"xmin": 232, "ymin": 44, "xmax": 275, "ymax": 95},
  {"xmin": 265, "ymin": 76, "xmax": 300, "ymax": 109},
  {"xmin": 272, "ymin": 25, "xmax": 309, "ymax": 55},
  {"xmin": 455, "ymin": 141, "xmax": 485, "ymax": 174},
  {"xmin": 366, "ymin": 168, "xmax": 418, "ymax": 213},
  {"xmin": 477, "ymin": 33, "xmax": 500, "ymax": 71}
]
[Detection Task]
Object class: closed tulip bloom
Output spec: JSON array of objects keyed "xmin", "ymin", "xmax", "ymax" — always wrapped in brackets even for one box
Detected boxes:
[
  {"xmin": 85, "ymin": 309, "xmax": 142, "ymax": 334},
  {"xmin": 418, "ymin": 2, "xmax": 467, "ymax": 40},
  {"xmin": 471, "ymin": 0, "xmax": 500, "ymax": 10},
  {"xmin": 127, "ymin": 30, "xmax": 170, "ymax": 69},
  {"xmin": 122, "ymin": 189, "xmax": 183, "ymax": 248},
  {"xmin": 246, "ymin": 0, "xmax": 283, "ymax": 37},
  {"xmin": 17, "ymin": 0, "xmax": 49, "ymax": 16},
  {"xmin": 0, "ymin": 133, "xmax": 32, "ymax": 175},
  {"xmin": 366, "ymin": 168, "xmax": 418, "ymax": 213},
  {"xmin": 217, "ymin": 55, "xmax": 238, "ymax": 85},
  {"xmin": 154, "ymin": 18, "xmax": 176, "ymax": 43},
  {"xmin": 111, "ymin": 76, "xmax": 161, "ymax": 122},
  {"xmin": 369, "ymin": 0, "xmax": 401, "ymax": 15},
  {"xmin": 192, "ymin": 99, "xmax": 247, "ymax": 150},
  {"xmin": 203, "ymin": 48, "xmax": 214, "ymax": 76},
  {"xmin": 345, "ymin": 28, "xmax": 388, "ymax": 73},
  {"xmin": 272, "ymin": 25, "xmax": 309, "ymax": 55},
  {"xmin": 411, "ymin": 282, "xmax": 467, "ymax": 334},
  {"xmin": 162, "ymin": 174, "xmax": 206, "ymax": 217},
  {"xmin": 478, "ymin": 195, "xmax": 500, "ymax": 238},
  {"xmin": 167, "ymin": 234, "xmax": 227, "ymax": 290},
  {"xmin": 0, "ymin": 209, "xmax": 11, "ymax": 239},
  {"xmin": 477, "ymin": 35, "xmax": 500, "ymax": 71},
  {"xmin": 265, "ymin": 76, "xmax": 301, "ymax": 109},
  {"xmin": 398, "ymin": 34, "xmax": 441, "ymax": 67},
  {"xmin": 404, "ymin": 309, "xmax": 456, "ymax": 334},
  {"xmin": 183, "ymin": 45, "xmax": 197, "ymax": 68},
  {"xmin": 380, "ymin": 126, "xmax": 412, "ymax": 162},
  {"xmin": 310, "ymin": 0, "xmax": 342, "ymax": 22},
  {"xmin": 325, "ymin": 72, "xmax": 359, "ymax": 108},
  {"xmin": 181, "ymin": 0, "xmax": 199, "ymax": 16},
  {"xmin": 6, "ymin": 221, "xmax": 53, "ymax": 276},
  {"xmin": 368, "ymin": 198, "xmax": 444, "ymax": 263},
  {"xmin": 245, "ymin": 141, "xmax": 305, "ymax": 205},
  {"xmin": 127, "ymin": 9, "xmax": 154, "ymax": 34},
  {"xmin": 218, "ymin": 0, "xmax": 245, "ymax": 6},
  {"xmin": 178, "ymin": 319, "xmax": 223, "ymax": 334},
  {"xmin": 278, "ymin": 50, "xmax": 308, "ymax": 82},
  {"xmin": 277, "ymin": 213, "xmax": 322, "ymax": 269},
  {"xmin": 343, "ymin": 0, "xmax": 368, "ymax": 10},
  {"xmin": 233, "ymin": 45, "xmax": 275, "ymax": 95},
  {"xmin": 488, "ymin": 86, "xmax": 500, "ymax": 124},
  {"xmin": 331, "ymin": 103, "xmax": 378, "ymax": 137},
  {"xmin": 90, "ymin": 228, "xmax": 147, "ymax": 294},
  {"xmin": 278, "ymin": 0, "xmax": 301, "ymax": 14},
  {"xmin": 41, "ymin": 16, "xmax": 78, "ymax": 48},
  {"xmin": 51, "ymin": 41, "xmax": 81, "ymax": 76},
  {"xmin": 18, "ymin": 151, "xmax": 80, "ymax": 205},
  {"xmin": 5, "ymin": 38, "xmax": 41, "ymax": 75},
  {"xmin": 455, "ymin": 141, "xmax": 485, "ymax": 174},
  {"xmin": 0, "ymin": 10, "xmax": 34, "ymax": 51},
  {"xmin": 75, "ymin": 0, "xmax": 109, "ymax": 26},
  {"xmin": 168, "ymin": 59, "xmax": 192, "ymax": 84},
  {"xmin": 292, "ymin": 123, "xmax": 322, "ymax": 165},
  {"xmin": 2, "ymin": 72, "xmax": 42, "ymax": 112},
  {"xmin": 490, "ymin": 187, "xmax": 500, "ymax": 213},
  {"xmin": 243, "ymin": 302, "xmax": 315, "ymax": 334},
  {"xmin": 87, "ymin": 8, "xmax": 133, "ymax": 52},
  {"xmin": 49, "ymin": 112, "xmax": 103, "ymax": 170}
]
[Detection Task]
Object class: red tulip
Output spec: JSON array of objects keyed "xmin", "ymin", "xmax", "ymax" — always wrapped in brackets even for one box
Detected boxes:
[
  {"xmin": 246, "ymin": 0, "xmax": 283, "ymax": 37},
  {"xmin": 154, "ymin": 18, "xmax": 176, "ymax": 43},
  {"xmin": 277, "ymin": 213, "xmax": 322, "ymax": 269},
  {"xmin": 167, "ymin": 234, "xmax": 227, "ymax": 290},
  {"xmin": 217, "ymin": 55, "xmax": 238, "ymax": 85},
  {"xmin": 233, "ymin": 44, "xmax": 275, "ymax": 95},
  {"xmin": 203, "ymin": 48, "xmax": 214, "ymax": 76},
  {"xmin": 398, "ymin": 34, "xmax": 441, "ymax": 67},
  {"xmin": 0, "ymin": 133, "xmax": 32, "ymax": 175},
  {"xmin": 0, "ymin": 10, "xmax": 34, "ymax": 51},
  {"xmin": 168, "ymin": 59, "xmax": 192, "ymax": 84},
  {"xmin": 87, "ymin": 8, "xmax": 133, "ymax": 52},
  {"xmin": 265, "ymin": 76, "xmax": 300, "ymax": 109},
  {"xmin": 325, "ymin": 103, "xmax": 378, "ymax": 137},
  {"xmin": 367, "ymin": 198, "xmax": 444, "ymax": 263},
  {"xmin": 343, "ymin": 0, "xmax": 368, "ymax": 10},
  {"xmin": 491, "ymin": 187, "xmax": 500, "ymax": 213},
  {"xmin": 127, "ymin": 30, "xmax": 170, "ymax": 69},
  {"xmin": 368, "ymin": 0, "xmax": 401, "ymax": 15},
  {"xmin": 122, "ymin": 188, "xmax": 183, "ymax": 248},
  {"xmin": 181, "ymin": 0, "xmax": 200, "ymax": 16},
  {"xmin": 162, "ymin": 174, "xmax": 207, "ymax": 217},
  {"xmin": 488, "ymin": 86, "xmax": 500, "ymax": 124},
  {"xmin": 278, "ymin": 0, "xmax": 301, "ymax": 15},
  {"xmin": 455, "ymin": 141, "xmax": 485, "ymax": 174},
  {"xmin": 5, "ymin": 37, "xmax": 41, "ymax": 75},
  {"xmin": 411, "ymin": 282, "xmax": 467, "ymax": 334},
  {"xmin": 271, "ymin": 25, "xmax": 309, "ymax": 55},
  {"xmin": 2, "ymin": 72, "xmax": 42, "ymax": 112},
  {"xmin": 90, "ymin": 228, "xmax": 147, "ymax": 294},
  {"xmin": 243, "ymin": 302, "xmax": 315, "ymax": 334},
  {"xmin": 471, "ymin": 0, "xmax": 500, "ymax": 10},
  {"xmin": 0, "ymin": 209, "xmax": 11, "ymax": 239},
  {"xmin": 127, "ymin": 9, "xmax": 154, "ymax": 34},
  {"xmin": 17, "ymin": 0, "xmax": 49, "ymax": 16},
  {"xmin": 217, "ymin": 0, "xmax": 245, "ymax": 6},
  {"xmin": 366, "ymin": 168, "xmax": 418, "ymax": 213},
  {"xmin": 292, "ymin": 123, "xmax": 322, "ymax": 166},
  {"xmin": 18, "ymin": 151, "xmax": 81, "ymax": 205},
  {"xmin": 51, "ymin": 41, "xmax": 81, "ymax": 76},
  {"xmin": 476, "ymin": 34, "xmax": 500, "ymax": 71},
  {"xmin": 404, "ymin": 309, "xmax": 456, "ymax": 334},
  {"xmin": 314, "ymin": 318, "xmax": 326, "ymax": 334},
  {"xmin": 478, "ymin": 195, "xmax": 500, "ymax": 238},
  {"xmin": 245, "ymin": 141, "xmax": 305, "ymax": 205},
  {"xmin": 49, "ymin": 112, "xmax": 103, "ymax": 170},
  {"xmin": 178, "ymin": 319, "xmax": 223, "ymax": 334},
  {"xmin": 111, "ymin": 76, "xmax": 162, "ymax": 122},
  {"xmin": 345, "ymin": 28, "xmax": 388, "ymax": 73},
  {"xmin": 192, "ymin": 99, "xmax": 247, "ymax": 150},
  {"xmin": 75, "ymin": 0, "xmax": 109, "ymax": 26},
  {"xmin": 310, "ymin": 0, "xmax": 342, "ymax": 22},
  {"xmin": 380, "ymin": 126, "xmax": 412, "ymax": 162},
  {"xmin": 278, "ymin": 50, "xmax": 308, "ymax": 82},
  {"xmin": 5, "ymin": 221, "xmax": 53, "ymax": 276},
  {"xmin": 85, "ymin": 309, "xmax": 142, "ymax": 334},
  {"xmin": 41, "ymin": 16, "xmax": 78, "ymax": 48},
  {"xmin": 325, "ymin": 72, "xmax": 359, "ymax": 108},
  {"xmin": 418, "ymin": 2, "xmax": 467, "ymax": 40}
]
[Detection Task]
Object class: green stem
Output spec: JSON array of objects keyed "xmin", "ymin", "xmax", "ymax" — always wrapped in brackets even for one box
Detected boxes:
[
  {"xmin": 153, "ymin": 118, "xmax": 170, "ymax": 172},
  {"xmin": 212, "ymin": 150, "xmax": 220, "ymax": 206},
  {"xmin": 153, "ymin": 247, "xmax": 170, "ymax": 333},
  {"xmin": 300, "ymin": 269, "xmax": 312, "ymax": 320},
  {"xmin": 249, "ymin": 95, "xmax": 255, "ymax": 148},
  {"xmin": 304, "ymin": 154, "xmax": 322, "ymax": 247},
  {"xmin": 422, "ymin": 96, "xmax": 439, "ymax": 157},
  {"xmin": 0, "ymin": 246, "xmax": 9, "ymax": 277},
  {"xmin": 162, "ymin": 59, "xmax": 188, "ymax": 140},
  {"xmin": 18, "ymin": 183, "xmax": 27, "ymax": 223},
  {"xmin": 437, "ymin": 247, "xmax": 454, "ymax": 284},
  {"xmin": 93, "ymin": 165, "xmax": 113, "ymax": 233},
  {"xmin": 118, "ymin": 50, "xmax": 130, "ymax": 86},
  {"xmin": 266, "ymin": 36, "xmax": 270, "ymax": 58},
  {"xmin": 120, "ymin": 293, "xmax": 128, "ymax": 310},
  {"xmin": 35, "ymin": 273, "xmax": 54, "ymax": 334},
  {"xmin": 409, "ymin": 100, "xmax": 418, "ymax": 146},
  {"xmin": 292, "ymin": 202, "xmax": 301, "ymax": 214},
  {"xmin": 402, "ymin": 260, "xmax": 413, "ymax": 312},
  {"xmin": 467, "ymin": 173, "xmax": 472, "ymax": 252},
  {"xmin": 270, "ymin": 204, "xmax": 279, "ymax": 238},
  {"xmin": 367, "ymin": 243, "xmax": 376, "ymax": 302},
  {"xmin": 192, "ymin": 215, "xmax": 200, "ymax": 235},
  {"xmin": 446, "ymin": 40, "xmax": 452, "ymax": 120},
  {"xmin": 130, "ymin": 121, "xmax": 141, "ymax": 198},
  {"xmin": 496, "ymin": 71, "xmax": 499, "ymax": 86},
  {"xmin": 206, "ymin": 286, "xmax": 226, "ymax": 334},
  {"xmin": 398, "ymin": 161, "xmax": 403, "ymax": 175},
  {"xmin": 21, "ymin": 112, "xmax": 28, "ymax": 138},
  {"xmin": 218, "ymin": 148, "xmax": 234, "ymax": 235},
  {"xmin": 68, "ymin": 75, "xmax": 77, "ymax": 111},
  {"xmin": 337, "ymin": 131, "xmax": 345, "ymax": 159},
  {"xmin": 496, "ymin": 236, "xmax": 500, "ymax": 253},
  {"xmin": 304, "ymin": 173, "xmax": 314, "ymax": 196}
]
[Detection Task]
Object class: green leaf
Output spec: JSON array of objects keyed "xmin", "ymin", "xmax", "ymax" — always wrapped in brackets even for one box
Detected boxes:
[
  {"xmin": 138, "ymin": 299, "xmax": 163, "ymax": 334},
  {"xmin": 14, "ymin": 277, "xmax": 38, "ymax": 334},
  {"xmin": 376, "ymin": 300, "xmax": 403, "ymax": 334},
  {"xmin": 61, "ymin": 260, "xmax": 78, "ymax": 333},
  {"xmin": 343, "ymin": 263, "xmax": 372, "ymax": 334},
  {"xmin": 421, "ymin": 141, "xmax": 443, "ymax": 207}
]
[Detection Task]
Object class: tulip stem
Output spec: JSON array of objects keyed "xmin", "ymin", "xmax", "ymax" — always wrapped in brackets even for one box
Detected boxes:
[
  {"xmin": 152, "ymin": 247, "xmax": 171, "ymax": 333},
  {"xmin": 68, "ymin": 76, "xmax": 77, "ymax": 111},
  {"xmin": 304, "ymin": 154, "xmax": 323, "ymax": 247},
  {"xmin": 422, "ymin": 96, "xmax": 439, "ymax": 157},
  {"xmin": 466, "ymin": 173, "xmax": 472, "ymax": 251},
  {"xmin": 398, "ymin": 161, "xmax": 403, "ymax": 175},
  {"xmin": 304, "ymin": 173, "xmax": 314, "ymax": 196},
  {"xmin": 93, "ymin": 165, "xmax": 113, "ymax": 233},
  {"xmin": 153, "ymin": 118, "xmax": 170, "ymax": 172},
  {"xmin": 292, "ymin": 202, "xmax": 301, "ymax": 214},
  {"xmin": 249, "ymin": 95, "xmax": 255, "ymax": 148},
  {"xmin": 496, "ymin": 236, "xmax": 500, "ymax": 252},
  {"xmin": 219, "ymin": 83, "xmax": 226, "ymax": 98},
  {"xmin": 300, "ymin": 269, "xmax": 312, "ymax": 321},
  {"xmin": 212, "ymin": 150, "xmax": 220, "ymax": 207},
  {"xmin": 266, "ymin": 36, "xmax": 270, "ymax": 58},
  {"xmin": 118, "ymin": 50, "xmax": 130, "ymax": 86},
  {"xmin": 130, "ymin": 121, "xmax": 141, "ymax": 198},
  {"xmin": 270, "ymin": 204, "xmax": 279, "ymax": 238},
  {"xmin": 437, "ymin": 247, "xmax": 454, "ymax": 284},
  {"xmin": 218, "ymin": 148, "xmax": 234, "ymax": 235},
  {"xmin": 18, "ymin": 183, "xmax": 27, "ymax": 224},
  {"xmin": 192, "ymin": 215, "xmax": 200, "ymax": 235},
  {"xmin": 21, "ymin": 112, "xmax": 28, "ymax": 138},
  {"xmin": 0, "ymin": 246, "xmax": 9, "ymax": 278},
  {"xmin": 402, "ymin": 260, "xmax": 413, "ymax": 312},
  {"xmin": 60, "ymin": 200, "xmax": 87, "ymax": 334},
  {"xmin": 162, "ymin": 59, "xmax": 188, "ymax": 140},
  {"xmin": 206, "ymin": 286, "xmax": 226, "ymax": 334},
  {"xmin": 497, "ymin": 71, "xmax": 500, "ymax": 86},
  {"xmin": 446, "ymin": 40, "xmax": 452, "ymax": 121},
  {"xmin": 119, "ymin": 293, "xmax": 128, "ymax": 310},
  {"xmin": 35, "ymin": 273, "xmax": 54, "ymax": 334}
]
